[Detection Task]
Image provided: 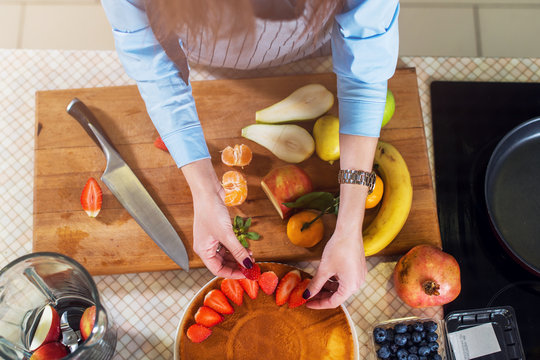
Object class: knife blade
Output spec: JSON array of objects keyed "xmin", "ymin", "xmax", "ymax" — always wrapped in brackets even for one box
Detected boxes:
[{"xmin": 66, "ymin": 98, "xmax": 190, "ymax": 271}]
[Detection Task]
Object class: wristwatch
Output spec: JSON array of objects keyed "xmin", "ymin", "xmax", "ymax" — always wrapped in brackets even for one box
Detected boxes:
[{"xmin": 337, "ymin": 169, "xmax": 376, "ymax": 194}]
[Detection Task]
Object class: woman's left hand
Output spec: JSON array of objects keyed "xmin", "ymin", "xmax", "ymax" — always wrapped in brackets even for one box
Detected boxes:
[{"xmin": 304, "ymin": 228, "xmax": 367, "ymax": 309}]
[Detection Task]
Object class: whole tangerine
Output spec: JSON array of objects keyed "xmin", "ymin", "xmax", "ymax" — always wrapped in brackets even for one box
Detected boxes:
[
  {"xmin": 365, "ymin": 174, "xmax": 384, "ymax": 209},
  {"xmin": 286, "ymin": 210, "xmax": 324, "ymax": 248}
]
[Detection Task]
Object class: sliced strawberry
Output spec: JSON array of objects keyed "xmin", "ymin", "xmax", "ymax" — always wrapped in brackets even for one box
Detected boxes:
[
  {"xmin": 258, "ymin": 271, "xmax": 279, "ymax": 295},
  {"xmin": 239, "ymin": 278, "xmax": 259, "ymax": 299},
  {"xmin": 238, "ymin": 262, "xmax": 261, "ymax": 281},
  {"xmin": 288, "ymin": 278, "xmax": 311, "ymax": 308},
  {"xmin": 221, "ymin": 279, "xmax": 244, "ymax": 306},
  {"xmin": 154, "ymin": 136, "xmax": 168, "ymax": 152},
  {"xmin": 194, "ymin": 306, "xmax": 224, "ymax": 327},
  {"xmin": 81, "ymin": 177, "xmax": 102, "ymax": 217},
  {"xmin": 186, "ymin": 323, "xmax": 212, "ymax": 343},
  {"xmin": 203, "ymin": 289, "xmax": 234, "ymax": 315},
  {"xmin": 275, "ymin": 270, "xmax": 301, "ymax": 306}
]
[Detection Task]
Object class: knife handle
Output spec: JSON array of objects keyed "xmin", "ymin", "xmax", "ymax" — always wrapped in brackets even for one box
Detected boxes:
[{"xmin": 66, "ymin": 98, "xmax": 117, "ymax": 155}]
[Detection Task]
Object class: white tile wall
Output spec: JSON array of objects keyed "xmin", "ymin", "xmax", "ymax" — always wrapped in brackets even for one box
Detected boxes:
[{"xmin": 1, "ymin": 1, "xmax": 539, "ymax": 59}]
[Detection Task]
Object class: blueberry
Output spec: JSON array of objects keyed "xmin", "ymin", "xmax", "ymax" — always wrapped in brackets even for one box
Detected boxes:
[
  {"xmin": 386, "ymin": 328, "xmax": 395, "ymax": 342},
  {"xmin": 430, "ymin": 355, "xmax": 442, "ymax": 360},
  {"xmin": 424, "ymin": 321, "xmax": 438, "ymax": 333},
  {"xmin": 412, "ymin": 322, "xmax": 424, "ymax": 332},
  {"xmin": 408, "ymin": 346, "xmax": 418, "ymax": 355},
  {"xmin": 421, "ymin": 331, "xmax": 426, "ymax": 339},
  {"xmin": 396, "ymin": 349, "xmax": 409, "ymax": 360},
  {"xmin": 418, "ymin": 346, "xmax": 430, "ymax": 356},
  {"xmin": 374, "ymin": 327, "xmax": 387, "ymax": 344},
  {"xmin": 428, "ymin": 342, "xmax": 439, "ymax": 353},
  {"xmin": 419, "ymin": 357, "xmax": 428, "ymax": 360},
  {"xmin": 394, "ymin": 334, "xmax": 408, "ymax": 346},
  {"xmin": 395, "ymin": 324, "xmax": 408, "ymax": 334},
  {"xmin": 390, "ymin": 343, "xmax": 400, "ymax": 354},
  {"xmin": 419, "ymin": 340, "xmax": 428, "ymax": 346},
  {"xmin": 377, "ymin": 344, "xmax": 392, "ymax": 359},
  {"xmin": 425, "ymin": 332, "xmax": 438, "ymax": 342},
  {"xmin": 411, "ymin": 331, "xmax": 422, "ymax": 343},
  {"xmin": 406, "ymin": 340, "xmax": 414, "ymax": 347},
  {"xmin": 408, "ymin": 355, "xmax": 419, "ymax": 360},
  {"xmin": 403, "ymin": 332, "xmax": 412, "ymax": 341}
]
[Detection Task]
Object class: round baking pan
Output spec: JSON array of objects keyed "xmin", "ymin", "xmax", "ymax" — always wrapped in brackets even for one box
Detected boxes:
[{"xmin": 485, "ymin": 116, "xmax": 540, "ymax": 276}]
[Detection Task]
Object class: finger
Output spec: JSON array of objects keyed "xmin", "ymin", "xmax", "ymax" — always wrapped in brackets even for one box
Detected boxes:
[
  {"xmin": 200, "ymin": 246, "xmax": 245, "ymax": 279},
  {"xmin": 221, "ymin": 233, "xmax": 254, "ymax": 270},
  {"xmin": 303, "ymin": 268, "xmax": 333, "ymax": 301},
  {"xmin": 306, "ymin": 282, "xmax": 350, "ymax": 310}
]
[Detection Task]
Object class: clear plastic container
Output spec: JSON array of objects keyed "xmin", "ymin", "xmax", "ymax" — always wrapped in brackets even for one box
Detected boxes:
[
  {"xmin": 444, "ymin": 306, "xmax": 525, "ymax": 360},
  {"xmin": 369, "ymin": 316, "xmax": 446, "ymax": 360}
]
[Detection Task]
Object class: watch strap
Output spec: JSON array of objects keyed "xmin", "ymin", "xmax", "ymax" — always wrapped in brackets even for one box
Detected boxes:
[{"xmin": 338, "ymin": 169, "xmax": 376, "ymax": 194}]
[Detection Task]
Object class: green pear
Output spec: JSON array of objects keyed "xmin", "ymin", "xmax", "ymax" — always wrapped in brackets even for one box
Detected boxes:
[{"xmin": 381, "ymin": 90, "xmax": 395, "ymax": 128}]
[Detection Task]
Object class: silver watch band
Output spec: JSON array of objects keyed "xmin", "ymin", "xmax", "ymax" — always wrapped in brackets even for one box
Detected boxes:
[{"xmin": 338, "ymin": 169, "xmax": 376, "ymax": 194}]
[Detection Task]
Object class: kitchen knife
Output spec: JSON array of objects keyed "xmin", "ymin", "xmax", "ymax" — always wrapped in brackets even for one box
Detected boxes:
[{"xmin": 66, "ymin": 98, "xmax": 190, "ymax": 271}]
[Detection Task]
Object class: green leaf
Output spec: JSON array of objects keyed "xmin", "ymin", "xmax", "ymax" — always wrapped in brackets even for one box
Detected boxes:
[
  {"xmin": 282, "ymin": 192, "xmax": 336, "ymax": 211},
  {"xmin": 246, "ymin": 232, "xmax": 260, "ymax": 240},
  {"xmin": 238, "ymin": 236, "xmax": 249, "ymax": 248},
  {"xmin": 243, "ymin": 217, "xmax": 252, "ymax": 232},
  {"xmin": 234, "ymin": 216, "xmax": 244, "ymax": 229}
]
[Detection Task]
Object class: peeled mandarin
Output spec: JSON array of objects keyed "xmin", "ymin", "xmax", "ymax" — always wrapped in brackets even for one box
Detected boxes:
[{"xmin": 222, "ymin": 171, "xmax": 248, "ymax": 206}]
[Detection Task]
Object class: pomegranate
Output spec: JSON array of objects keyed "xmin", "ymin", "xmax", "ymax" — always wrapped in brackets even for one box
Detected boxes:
[{"xmin": 393, "ymin": 245, "xmax": 461, "ymax": 308}]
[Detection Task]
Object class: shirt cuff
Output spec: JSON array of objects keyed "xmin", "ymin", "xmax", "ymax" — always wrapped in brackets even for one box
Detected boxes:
[{"xmin": 337, "ymin": 75, "xmax": 387, "ymax": 138}]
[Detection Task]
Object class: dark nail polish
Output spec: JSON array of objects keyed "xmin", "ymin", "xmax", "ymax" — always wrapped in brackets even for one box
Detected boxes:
[
  {"xmin": 302, "ymin": 289, "xmax": 311, "ymax": 300},
  {"xmin": 243, "ymin": 258, "xmax": 253, "ymax": 269}
]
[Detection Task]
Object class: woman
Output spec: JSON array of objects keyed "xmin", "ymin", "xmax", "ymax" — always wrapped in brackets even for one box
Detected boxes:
[{"xmin": 101, "ymin": 0, "xmax": 399, "ymax": 309}]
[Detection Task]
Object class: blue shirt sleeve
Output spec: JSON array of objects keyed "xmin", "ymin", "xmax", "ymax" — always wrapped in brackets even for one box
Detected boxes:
[
  {"xmin": 101, "ymin": 0, "xmax": 210, "ymax": 168},
  {"xmin": 332, "ymin": 0, "xmax": 400, "ymax": 137}
]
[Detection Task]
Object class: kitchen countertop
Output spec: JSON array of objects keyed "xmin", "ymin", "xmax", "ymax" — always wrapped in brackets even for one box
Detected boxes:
[{"xmin": 1, "ymin": 49, "xmax": 539, "ymax": 359}]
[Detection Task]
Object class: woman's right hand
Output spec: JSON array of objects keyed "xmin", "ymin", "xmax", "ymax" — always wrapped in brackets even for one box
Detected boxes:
[{"xmin": 182, "ymin": 159, "xmax": 253, "ymax": 279}]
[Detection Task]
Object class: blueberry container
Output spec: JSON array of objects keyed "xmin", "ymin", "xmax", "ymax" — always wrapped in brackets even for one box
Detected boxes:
[
  {"xmin": 444, "ymin": 306, "xmax": 525, "ymax": 360},
  {"xmin": 370, "ymin": 316, "xmax": 446, "ymax": 360}
]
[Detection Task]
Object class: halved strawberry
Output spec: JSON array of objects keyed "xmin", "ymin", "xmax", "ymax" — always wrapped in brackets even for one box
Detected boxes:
[
  {"xmin": 154, "ymin": 136, "xmax": 168, "ymax": 152},
  {"xmin": 258, "ymin": 271, "xmax": 279, "ymax": 295},
  {"xmin": 81, "ymin": 177, "xmax": 102, "ymax": 217},
  {"xmin": 238, "ymin": 262, "xmax": 261, "ymax": 281},
  {"xmin": 288, "ymin": 279, "xmax": 310, "ymax": 308},
  {"xmin": 239, "ymin": 278, "xmax": 259, "ymax": 299},
  {"xmin": 275, "ymin": 270, "xmax": 301, "ymax": 306},
  {"xmin": 194, "ymin": 306, "xmax": 224, "ymax": 327},
  {"xmin": 203, "ymin": 289, "xmax": 234, "ymax": 315},
  {"xmin": 186, "ymin": 324, "xmax": 212, "ymax": 343},
  {"xmin": 221, "ymin": 279, "xmax": 244, "ymax": 306}
]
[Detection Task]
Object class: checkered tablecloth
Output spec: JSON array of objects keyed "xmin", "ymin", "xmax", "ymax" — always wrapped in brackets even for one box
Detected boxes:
[{"xmin": 1, "ymin": 49, "xmax": 539, "ymax": 359}]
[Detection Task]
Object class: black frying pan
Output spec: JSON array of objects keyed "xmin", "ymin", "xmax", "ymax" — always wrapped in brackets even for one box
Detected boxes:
[{"xmin": 485, "ymin": 116, "xmax": 540, "ymax": 277}]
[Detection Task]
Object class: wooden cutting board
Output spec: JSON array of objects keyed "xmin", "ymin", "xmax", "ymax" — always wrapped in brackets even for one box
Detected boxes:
[{"xmin": 34, "ymin": 68, "xmax": 441, "ymax": 275}]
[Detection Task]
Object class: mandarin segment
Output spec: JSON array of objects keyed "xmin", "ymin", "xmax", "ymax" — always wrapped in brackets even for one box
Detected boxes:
[
  {"xmin": 221, "ymin": 144, "xmax": 253, "ymax": 167},
  {"xmin": 222, "ymin": 170, "xmax": 248, "ymax": 206}
]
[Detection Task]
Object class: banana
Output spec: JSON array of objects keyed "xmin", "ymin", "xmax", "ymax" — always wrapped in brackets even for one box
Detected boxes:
[{"xmin": 363, "ymin": 141, "xmax": 413, "ymax": 256}]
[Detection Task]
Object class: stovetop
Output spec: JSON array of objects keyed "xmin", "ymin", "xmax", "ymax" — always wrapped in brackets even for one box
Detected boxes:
[{"xmin": 430, "ymin": 81, "xmax": 540, "ymax": 358}]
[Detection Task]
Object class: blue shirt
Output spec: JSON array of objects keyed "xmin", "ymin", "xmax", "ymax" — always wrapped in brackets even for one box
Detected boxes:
[{"xmin": 101, "ymin": 0, "xmax": 399, "ymax": 168}]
